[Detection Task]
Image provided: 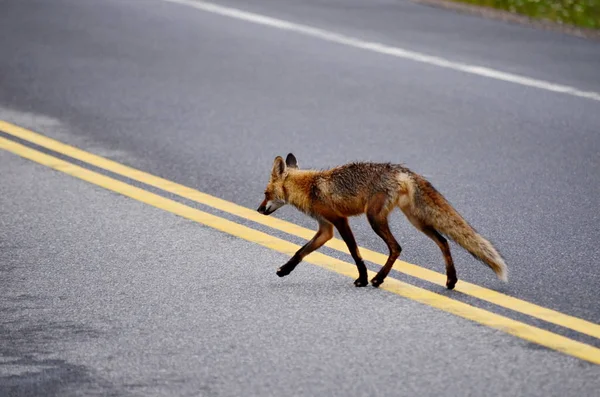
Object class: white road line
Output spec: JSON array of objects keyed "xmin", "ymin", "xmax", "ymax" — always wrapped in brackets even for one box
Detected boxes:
[{"xmin": 162, "ymin": 0, "xmax": 600, "ymax": 102}]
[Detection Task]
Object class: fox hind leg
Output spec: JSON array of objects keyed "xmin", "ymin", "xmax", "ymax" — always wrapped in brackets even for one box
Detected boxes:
[
  {"xmin": 366, "ymin": 195, "xmax": 402, "ymax": 288},
  {"xmin": 400, "ymin": 208, "xmax": 458, "ymax": 290},
  {"xmin": 420, "ymin": 226, "xmax": 458, "ymax": 290}
]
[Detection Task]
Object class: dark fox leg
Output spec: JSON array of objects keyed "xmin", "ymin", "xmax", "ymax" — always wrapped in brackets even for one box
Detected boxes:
[
  {"xmin": 401, "ymin": 208, "xmax": 459, "ymax": 290},
  {"xmin": 420, "ymin": 226, "xmax": 458, "ymax": 290},
  {"xmin": 276, "ymin": 220, "xmax": 334, "ymax": 277},
  {"xmin": 367, "ymin": 196, "xmax": 402, "ymax": 287},
  {"xmin": 332, "ymin": 217, "xmax": 369, "ymax": 287}
]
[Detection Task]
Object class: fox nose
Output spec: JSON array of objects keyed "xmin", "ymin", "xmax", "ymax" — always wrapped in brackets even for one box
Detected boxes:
[{"xmin": 257, "ymin": 205, "xmax": 266, "ymax": 214}]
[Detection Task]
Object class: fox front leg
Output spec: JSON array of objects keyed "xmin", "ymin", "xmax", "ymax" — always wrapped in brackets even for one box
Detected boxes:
[
  {"xmin": 331, "ymin": 217, "xmax": 368, "ymax": 287},
  {"xmin": 276, "ymin": 221, "xmax": 334, "ymax": 277},
  {"xmin": 276, "ymin": 243, "xmax": 307, "ymax": 277}
]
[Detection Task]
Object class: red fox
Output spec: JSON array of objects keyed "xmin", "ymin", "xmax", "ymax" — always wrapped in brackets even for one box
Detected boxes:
[{"xmin": 257, "ymin": 153, "xmax": 508, "ymax": 289}]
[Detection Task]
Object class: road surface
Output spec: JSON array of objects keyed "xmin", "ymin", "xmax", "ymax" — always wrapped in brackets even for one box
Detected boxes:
[{"xmin": 1, "ymin": 0, "xmax": 599, "ymax": 396}]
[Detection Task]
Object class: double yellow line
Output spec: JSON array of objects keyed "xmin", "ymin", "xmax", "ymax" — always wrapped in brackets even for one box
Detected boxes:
[{"xmin": 1, "ymin": 119, "xmax": 599, "ymax": 365}]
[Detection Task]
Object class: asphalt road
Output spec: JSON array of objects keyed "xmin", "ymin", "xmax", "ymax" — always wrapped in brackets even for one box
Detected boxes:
[{"xmin": 1, "ymin": 0, "xmax": 600, "ymax": 395}]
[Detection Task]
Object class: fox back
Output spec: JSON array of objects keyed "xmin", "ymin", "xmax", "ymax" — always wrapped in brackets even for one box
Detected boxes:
[{"xmin": 306, "ymin": 162, "xmax": 414, "ymax": 217}]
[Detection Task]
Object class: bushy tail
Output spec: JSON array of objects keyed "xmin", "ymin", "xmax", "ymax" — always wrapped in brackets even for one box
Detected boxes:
[{"xmin": 414, "ymin": 178, "xmax": 508, "ymax": 282}]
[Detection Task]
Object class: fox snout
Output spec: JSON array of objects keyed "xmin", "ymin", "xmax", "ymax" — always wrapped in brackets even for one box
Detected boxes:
[
  {"xmin": 257, "ymin": 199, "xmax": 283, "ymax": 215},
  {"xmin": 257, "ymin": 203, "xmax": 268, "ymax": 214},
  {"xmin": 257, "ymin": 198, "xmax": 271, "ymax": 215}
]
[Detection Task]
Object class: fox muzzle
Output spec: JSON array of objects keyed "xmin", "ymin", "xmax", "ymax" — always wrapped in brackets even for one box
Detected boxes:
[{"xmin": 257, "ymin": 200, "xmax": 282, "ymax": 215}]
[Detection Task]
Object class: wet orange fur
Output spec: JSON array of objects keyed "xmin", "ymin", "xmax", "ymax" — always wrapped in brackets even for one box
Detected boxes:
[{"xmin": 258, "ymin": 154, "xmax": 508, "ymax": 288}]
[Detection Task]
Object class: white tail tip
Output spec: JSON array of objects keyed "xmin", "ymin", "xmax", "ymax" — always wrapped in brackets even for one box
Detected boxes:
[{"xmin": 497, "ymin": 263, "xmax": 508, "ymax": 282}]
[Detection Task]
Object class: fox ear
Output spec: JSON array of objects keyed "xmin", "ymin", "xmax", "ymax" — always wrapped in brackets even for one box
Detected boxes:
[
  {"xmin": 271, "ymin": 156, "xmax": 286, "ymax": 179},
  {"xmin": 285, "ymin": 153, "xmax": 298, "ymax": 169}
]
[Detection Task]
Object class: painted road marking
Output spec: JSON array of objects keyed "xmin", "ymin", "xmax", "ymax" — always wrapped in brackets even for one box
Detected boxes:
[
  {"xmin": 1, "ymin": 135, "xmax": 599, "ymax": 366},
  {"xmin": 2, "ymin": 119, "xmax": 600, "ymax": 342},
  {"xmin": 162, "ymin": 0, "xmax": 600, "ymax": 102}
]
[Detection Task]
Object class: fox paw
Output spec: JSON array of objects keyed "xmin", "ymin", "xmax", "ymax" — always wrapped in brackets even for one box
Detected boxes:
[
  {"xmin": 276, "ymin": 266, "xmax": 293, "ymax": 277},
  {"xmin": 370, "ymin": 276, "xmax": 384, "ymax": 288},
  {"xmin": 354, "ymin": 277, "xmax": 368, "ymax": 287},
  {"xmin": 446, "ymin": 277, "xmax": 457, "ymax": 290}
]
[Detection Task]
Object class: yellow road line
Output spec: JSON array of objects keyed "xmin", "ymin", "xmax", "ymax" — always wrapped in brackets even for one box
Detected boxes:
[
  {"xmin": 1, "ymin": 120, "xmax": 600, "ymax": 341},
  {"xmin": 1, "ymin": 134, "xmax": 600, "ymax": 366}
]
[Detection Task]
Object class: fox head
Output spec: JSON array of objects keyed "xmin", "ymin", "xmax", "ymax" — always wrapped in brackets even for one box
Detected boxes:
[{"xmin": 257, "ymin": 153, "xmax": 298, "ymax": 215}]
